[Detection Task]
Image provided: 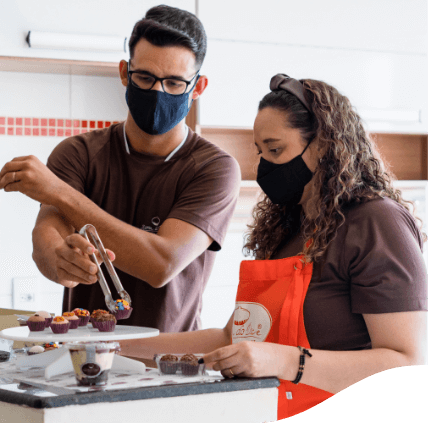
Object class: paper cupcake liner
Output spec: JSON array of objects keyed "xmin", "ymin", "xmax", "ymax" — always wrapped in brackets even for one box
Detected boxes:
[
  {"xmin": 159, "ymin": 362, "xmax": 179, "ymax": 374},
  {"xmin": 67, "ymin": 319, "xmax": 80, "ymax": 329},
  {"xmin": 96, "ymin": 321, "xmax": 116, "ymax": 332},
  {"xmin": 112, "ymin": 307, "xmax": 133, "ymax": 321},
  {"xmin": 180, "ymin": 363, "xmax": 199, "ymax": 376},
  {"xmin": 50, "ymin": 323, "xmax": 70, "ymax": 334},
  {"xmin": 91, "ymin": 320, "xmax": 100, "ymax": 329},
  {"xmin": 44, "ymin": 317, "xmax": 53, "ymax": 328},
  {"xmin": 27, "ymin": 321, "xmax": 46, "ymax": 332},
  {"xmin": 78, "ymin": 316, "xmax": 90, "ymax": 327}
]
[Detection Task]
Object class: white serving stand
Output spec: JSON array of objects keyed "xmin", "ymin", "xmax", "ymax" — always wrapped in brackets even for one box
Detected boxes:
[{"xmin": 0, "ymin": 324, "xmax": 159, "ymax": 380}]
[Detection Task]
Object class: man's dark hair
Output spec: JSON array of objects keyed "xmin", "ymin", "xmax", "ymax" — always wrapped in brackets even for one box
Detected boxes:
[{"xmin": 128, "ymin": 4, "xmax": 207, "ymax": 68}]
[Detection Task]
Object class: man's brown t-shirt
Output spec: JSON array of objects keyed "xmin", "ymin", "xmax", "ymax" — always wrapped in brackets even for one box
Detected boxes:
[
  {"xmin": 271, "ymin": 197, "xmax": 427, "ymax": 351},
  {"xmin": 47, "ymin": 123, "xmax": 241, "ymax": 332}
]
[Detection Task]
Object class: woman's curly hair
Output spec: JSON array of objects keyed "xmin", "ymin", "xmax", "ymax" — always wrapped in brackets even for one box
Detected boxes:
[{"xmin": 244, "ymin": 79, "xmax": 426, "ymax": 262}]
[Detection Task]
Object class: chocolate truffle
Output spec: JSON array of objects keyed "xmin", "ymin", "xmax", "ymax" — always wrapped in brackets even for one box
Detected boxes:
[
  {"xmin": 27, "ymin": 314, "xmax": 46, "ymax": 332},
  {"xmin": 159, "ymin": 354, "xmax": 179, "ymax": 374},
  {"xmin": 180, "ymin": 354, "xmax": 199, "ymax": 376},
  {"xmin": 93, "ymin": 313, "xmax": 117, "ymax": 332},
  {"xmin": 50, "ymin": 316, "xmax": 70, "ymax": 334}
]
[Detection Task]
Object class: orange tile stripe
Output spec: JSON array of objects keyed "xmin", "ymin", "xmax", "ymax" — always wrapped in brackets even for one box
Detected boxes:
[{"xmin": 0, "ymin": 117, "xmax": 122, "ymax": 137}]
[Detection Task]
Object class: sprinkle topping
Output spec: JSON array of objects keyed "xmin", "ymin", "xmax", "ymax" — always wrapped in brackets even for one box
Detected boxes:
[
  {"xmin": 43, "ymin": 342, "xmax": 58, "ymax": 349},
  {"xmin": 72, "ymin": 308, "xmax": 90, "ymax": 317},
  {"xmin": 114, "ymin": 299, "xmax": 130, "ymax": 311}
]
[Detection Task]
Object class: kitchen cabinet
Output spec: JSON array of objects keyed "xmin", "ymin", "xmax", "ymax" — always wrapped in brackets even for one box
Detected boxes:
[
  {"xmin": 199, "ymin": 40, "xmax": 427, "ymax": 134},
  {"xmin": 198, "ymin": 0, "xmax": 427, "ymax": 134},
  {"xmin": 0, "ymin": 0, "xmax": 195, "ymax": 63},
  {"xmin": 199, "ymin": 0, "xmax": 426, "ymax": 55}
]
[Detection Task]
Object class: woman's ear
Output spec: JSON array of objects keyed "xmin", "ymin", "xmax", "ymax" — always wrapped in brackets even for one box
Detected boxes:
[
  {"xmin": 192, "ymin": 75, "xmax": 208, "ymax": 100},
  {"xmin": 313, "ymin": 138, "xmax": 326, "ymax": 164}
]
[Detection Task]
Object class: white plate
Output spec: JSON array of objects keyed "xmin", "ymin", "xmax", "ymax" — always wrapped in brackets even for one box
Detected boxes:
[{"xmin": 0, "ymin": 324, "xmax": 159, "ymax": 342}]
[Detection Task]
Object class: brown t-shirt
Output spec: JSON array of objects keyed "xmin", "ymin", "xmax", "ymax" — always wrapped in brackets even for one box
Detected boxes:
[
  {"xmin": 271, "ymin": 197, "xmax": 427, "ymax": 351},
  {"xmin": 46, "ymin": 123, "xmax": 241, "ymax": 332}
]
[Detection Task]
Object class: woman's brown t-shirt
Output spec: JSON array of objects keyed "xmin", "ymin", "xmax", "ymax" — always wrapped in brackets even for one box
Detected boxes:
[{"xmin": 271, "ymin": 197, "xmax": 427, "ymax": 351}]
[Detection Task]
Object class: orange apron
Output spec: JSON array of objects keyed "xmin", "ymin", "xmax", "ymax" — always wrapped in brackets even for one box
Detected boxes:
[{"xmin": 231, "ymin": 254, "xmax": 333, "ymax": 420}]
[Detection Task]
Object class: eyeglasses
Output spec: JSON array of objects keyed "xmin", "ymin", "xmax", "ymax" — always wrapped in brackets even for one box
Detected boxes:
[{"xmin": 127, "ymin": 62, "xmax": 199, "ymax": 95}]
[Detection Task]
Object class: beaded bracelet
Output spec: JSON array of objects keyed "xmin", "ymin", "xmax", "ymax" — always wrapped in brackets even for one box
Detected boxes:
[{"xmin": 291, "ymin": 346, "xmax": 312, "ymax": 385}]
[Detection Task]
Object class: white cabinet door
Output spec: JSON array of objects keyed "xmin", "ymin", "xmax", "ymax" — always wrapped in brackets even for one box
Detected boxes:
[
  {"xmin": 200, "ymin": 40, "xmax": 427, "ymax": 134},
  {"xmin": 199, "ymin": 0, "xmax": 427, "ymax": 134},
  {"xmin": 200, "ymin": 0, "xmax": 426, "ymax": 54},
  {"xmin": 0, "ymin": 0, "xmax": 195, "ymax": 62}
]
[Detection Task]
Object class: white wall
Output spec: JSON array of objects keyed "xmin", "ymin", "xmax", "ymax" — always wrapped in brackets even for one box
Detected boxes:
[
  {"xmin": 0, "ymin": 72, "xmax": 128, "ymax": 313},
  {"xmin": 198, "ymin": 0, "xmax": 428, "ymax": 134}
]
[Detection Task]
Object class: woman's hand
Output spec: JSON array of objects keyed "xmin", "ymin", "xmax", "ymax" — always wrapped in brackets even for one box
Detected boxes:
[{"xmin": 202, "ymin": 341, "xmax": 300, "ymax": 380}]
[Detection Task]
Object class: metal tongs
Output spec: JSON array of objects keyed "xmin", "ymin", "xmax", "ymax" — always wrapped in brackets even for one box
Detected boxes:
[{"xmin": 79, "ymin": 224, "xmax": 131, "ymax": 314}]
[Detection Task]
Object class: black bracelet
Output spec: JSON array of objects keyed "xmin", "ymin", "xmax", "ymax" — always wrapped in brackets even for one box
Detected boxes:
[{"xmin": 291, "ymin": 346, "xmax": 312, "ymax": 385}]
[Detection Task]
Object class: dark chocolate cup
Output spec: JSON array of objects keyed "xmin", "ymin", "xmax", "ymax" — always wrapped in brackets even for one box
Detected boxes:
[
  {"xmin": 180, "ymin": 363, "xmax": 199, "ymax": 376},
  {"xmin": 44, "ymin": 317, "xmax": 53, "ymax": 328},
  {"xmin": 78, "ymin": 316, "xmax": 90, "ymax": 327},
  {"xmin": 159, "ymin": 361, "xmax": 179, "ymax": 375},
  {"xmin": 96, "ymin": 321, "xmax": 116, "ymax": 332},
  {"xmin": 27, "ymin": 321, "xmax": 46, "ymax": 332},
  {"xmin": 67, "ymin": 319, "xmax": 80, "ymax": 329},
  {"xmin": 112, "ymin": 307, "xmax": 133, "ymax": 321},
  {"xmin": 50, "ymin": 323, "xmax": 70, "ymax": 334}
]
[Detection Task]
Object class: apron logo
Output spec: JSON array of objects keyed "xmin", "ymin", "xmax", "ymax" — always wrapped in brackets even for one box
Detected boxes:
[
  {"xmin": 232, "ymin": 302, "xmax": 272, "ymax": 343},
  {"xmin": 141, "ymin": 217, "xmax": 161, "ymax": 234}
]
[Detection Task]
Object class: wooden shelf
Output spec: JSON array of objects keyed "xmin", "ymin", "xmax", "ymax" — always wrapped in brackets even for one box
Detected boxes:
[
  {"xmin": 0, "ymin": 55, "xmax": 119, "ymax": 77},
  {"xmin": 200, "ymin": 126, "xmax": 428, "ymax": 181}
]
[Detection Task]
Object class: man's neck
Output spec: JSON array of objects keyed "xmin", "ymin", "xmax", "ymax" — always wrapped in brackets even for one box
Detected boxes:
[{"xmin": 124, "ymin": 113, "xmax": 187, "ymax": 157}]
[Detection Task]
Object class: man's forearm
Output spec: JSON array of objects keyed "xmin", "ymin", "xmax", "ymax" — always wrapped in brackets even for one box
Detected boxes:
[
  {"xmin": 32, "ymin": 207, "xmax": 77, "ymax": 289},
  {"xmin": 52, "ymin": 184, "xmax": 176, "ymax": 287},
  {"xmin": 119, "ymin": 328, "xmax": 230, "ymax": 360},
  {"xmin": 32, "ymin": 225, "xmax": 63, "ymax": 284}
]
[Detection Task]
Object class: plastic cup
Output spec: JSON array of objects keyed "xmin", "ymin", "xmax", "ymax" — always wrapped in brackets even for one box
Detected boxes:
[{"xmin": 66, "ymin": 341, "xmax": 120, "ymax": 386}]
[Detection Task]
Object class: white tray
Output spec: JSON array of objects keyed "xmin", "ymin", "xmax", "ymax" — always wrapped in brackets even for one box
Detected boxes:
[{"xmin": 0, "ymin": 324, "xmax": 159, "ymax": 343}]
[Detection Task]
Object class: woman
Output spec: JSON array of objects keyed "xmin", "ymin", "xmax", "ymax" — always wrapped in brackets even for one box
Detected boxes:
[{"xmin": 120, "ymin": 74, "xmax": 427, "ymax": 420}]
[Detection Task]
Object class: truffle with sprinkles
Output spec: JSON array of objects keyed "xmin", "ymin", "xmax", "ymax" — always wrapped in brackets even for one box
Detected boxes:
[
  {"xmin": 72, "ymin": 308, "xmax": 90, "ymax": 326},
  {"xmin": 112, "ymin": 299, "xmax": 133, "ymax": 320},
  {"xmin": 42, "ymin": 342, "xmax": 59, "ymax": 351}
]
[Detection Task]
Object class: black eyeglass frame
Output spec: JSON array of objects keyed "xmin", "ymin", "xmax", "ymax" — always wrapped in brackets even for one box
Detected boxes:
[{"xmin": 127, "ymin": 62, "xmax": 200, "ymax": 95}]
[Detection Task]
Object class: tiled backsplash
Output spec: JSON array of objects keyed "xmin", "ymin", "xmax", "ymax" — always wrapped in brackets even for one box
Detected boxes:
[{"xmin": 0, "ymin": 117, "xmax": 122, "ymax": 137}]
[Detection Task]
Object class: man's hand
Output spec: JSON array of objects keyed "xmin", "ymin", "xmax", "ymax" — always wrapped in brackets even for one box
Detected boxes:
[
  {"xmin": 55, "ymin": 234, "xmax": 115, "ymax": 288},
  {"xmin": 0, "ymin": 155, "xmax": 65, "ymax": 205}
]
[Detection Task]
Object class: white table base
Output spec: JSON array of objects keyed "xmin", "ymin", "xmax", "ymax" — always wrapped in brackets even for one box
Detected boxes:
[{"xmin": 15, "ymin": 347, "xmax": 145, "ymax": 380}]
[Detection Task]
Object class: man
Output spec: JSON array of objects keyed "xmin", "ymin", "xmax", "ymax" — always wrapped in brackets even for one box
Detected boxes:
[{"xmin": 0, "ymin": 5, "xmax": 241, "ymax": 332}]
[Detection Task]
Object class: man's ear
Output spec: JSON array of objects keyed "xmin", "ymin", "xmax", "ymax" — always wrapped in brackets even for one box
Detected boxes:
[
  {"xmin": 192, "ymin": 75, "xmax": 208, "ymax": 100},
  {"xmin": 119, "ymin": 60, "xmax": 129, "ymax": 87}
]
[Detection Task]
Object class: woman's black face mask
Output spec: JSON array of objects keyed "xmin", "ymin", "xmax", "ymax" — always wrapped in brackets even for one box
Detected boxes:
[{"xmin": 256, "ymin": 142, "xmax": 313, "ymax": 206}]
